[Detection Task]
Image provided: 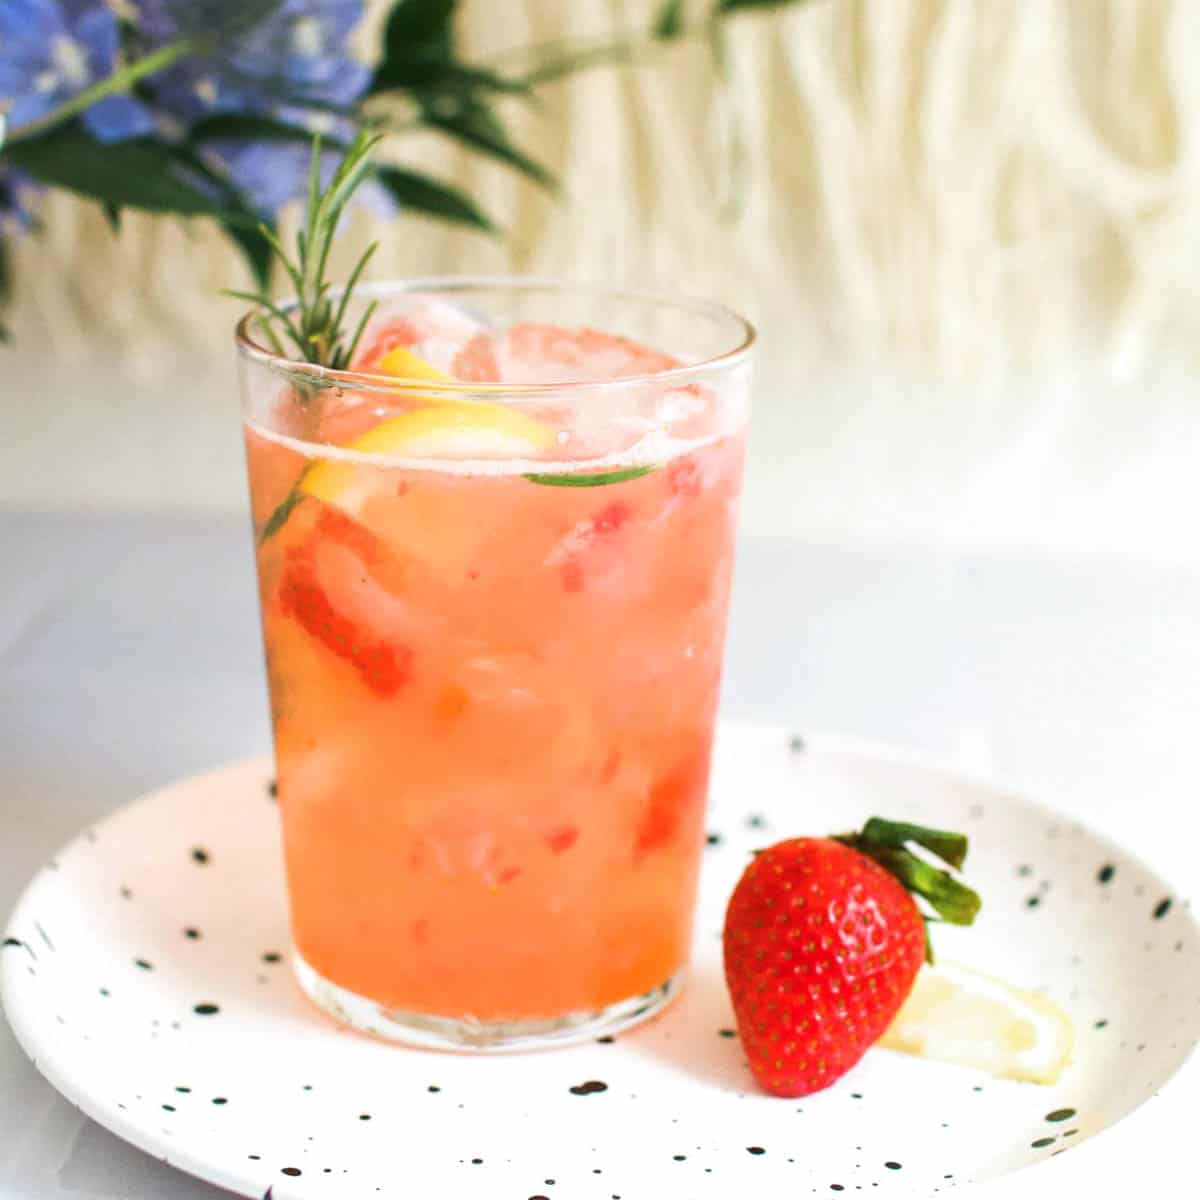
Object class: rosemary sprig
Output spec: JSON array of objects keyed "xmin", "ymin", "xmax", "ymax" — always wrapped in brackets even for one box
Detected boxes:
[{"xmin": 228, "ymin": 128, "xmax": 383, "ymax": 370}]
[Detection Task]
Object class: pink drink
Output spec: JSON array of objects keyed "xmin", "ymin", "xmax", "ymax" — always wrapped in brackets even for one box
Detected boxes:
[{"xmin": 239, "ymin": 281, "xmax": 754, "ymax": 1047}]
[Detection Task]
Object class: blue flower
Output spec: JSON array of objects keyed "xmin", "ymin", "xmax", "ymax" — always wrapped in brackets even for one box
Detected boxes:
[
  {"xmin": 207, "ymin": 136, "xmax": 393, "ymax": 219},
  {"xmin": 0, "ymin": 0, "xmax": 154, "ymax": 142},
  {"xmin": 134, "ymin": 0, "xmax": 370, "ymax": 124}
]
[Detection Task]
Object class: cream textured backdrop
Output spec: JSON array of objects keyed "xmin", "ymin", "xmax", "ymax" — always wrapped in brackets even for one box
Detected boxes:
[{"xmin": 3, "ymin": 0, "xmax": 1198, "ymax": 561}]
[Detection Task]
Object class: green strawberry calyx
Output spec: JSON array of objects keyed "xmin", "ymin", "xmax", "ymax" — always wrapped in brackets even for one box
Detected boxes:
[{"xmin": 833, "ymin": 817, "xmax": 982, "ymax": 964}]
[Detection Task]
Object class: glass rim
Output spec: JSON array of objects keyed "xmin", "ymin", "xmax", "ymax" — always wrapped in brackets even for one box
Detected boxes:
[{"xmin": 235, "ymin": 275, "xmax": 756, "ymax": 395}]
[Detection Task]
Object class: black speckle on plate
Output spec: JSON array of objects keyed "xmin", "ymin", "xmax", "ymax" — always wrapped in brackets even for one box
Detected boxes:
[
  {"xmin": 427, "ymin": 1085, "xmax": 440, "ymax": 1093},
  {"xmin": 191, "ymin": 847, "xmax": 210, "ymax": 865},
  {"xmin": 596, "ymin": 1035, "xmax": 615, "ymax": 1044},
  {"xmin": 1026, "ymin": 895, "xmax": 1041, "ymax": 909},
  {"xmin": 1046, "ymin": 1108, "xmax": 1077, "ymax": 1123},
  {"xmin": 1031, "ymin": 1137, "xmax": 1056, "ymax": 1149},
  {"xmin": 281, "ymin": 1167, "xmax": 302, "ymax": 1177},
  {"xmin": 747, "ymin": 1146, "xmax": 765, "ymax": 1155},
  {"xmin": 193, "ymin": 1003, "xmax": 220, "ymax": 1016},
  {"xmin": 745, "ymin": 814, "xmax": 768, "ymax": 830},
  {"xmin": 1097, "ymin": 864, "xmax": 1116, "ymax": 884},
  {"xmin": 135, "ymin": 958, "xmax": 153, "ymax": 970},
  {"xmin": 1154, "ymin": 898, "xmax": 1174, "ymax": 920},
  {"xmin": 120, "ymin": 886, "xmax": 132, "ymax": 900},
  {"xmin": 184, "ymin": 928, "xmax": 201, "ymax": 940},
  {"xmin": 569, "ymin": 1080, "xmax": 608, "ymax": 1095},
  {"xmin": 884, "ymin": 1162, "xmax": 902, "ymax": 1170},
  {"xmin": 212, "ymin": 1097, "xmax": 228, "ymax": 1105},
  {"xmin": 706, "ymin": 832, "xmax": 724, "ymax": 847},
  {"xmin": 718, "ymin": 1028, "xmax": 737, "ymax": 1039},
  {"xmin": 263, "ymin": 952, "xmax": 283, "ymax": 964},
  {"xmin": 789, "ymin": 734, "xmax": 805, "ymax": 753}
]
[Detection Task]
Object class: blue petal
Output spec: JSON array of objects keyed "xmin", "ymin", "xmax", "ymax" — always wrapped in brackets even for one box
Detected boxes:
[
  {"xmin": 82, "ymin": 93, "xmax": 157, "ymax": 142},
  {"xmin": 0, "ymin": 0, "xmax": 61, "ymax": 42},
  {"xmin": 72, "ymin": 6, "xmax": 120, "ymax": 69}
]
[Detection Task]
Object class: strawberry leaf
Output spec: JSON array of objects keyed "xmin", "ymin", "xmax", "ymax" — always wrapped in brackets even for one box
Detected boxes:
[
  {"xmin": 835, "ymin": 816, "xmax": 982, "ymax": 964},
  {"xmin": 857, "ymin": 818, "xmax": 969, "ymax": 871}
]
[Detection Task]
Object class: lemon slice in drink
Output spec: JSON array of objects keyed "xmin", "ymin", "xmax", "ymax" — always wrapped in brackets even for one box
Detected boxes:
[
  {"xmin": 880, "ymin": 961, "xmax": 1074, "ymax": 1085},
  {"xmin": 300, "ymin": 352, "xmax": 554, "ymax": 506},
  {"xmin": 375, "ymin": 345, "xmax": 459, "ymax": 384}
]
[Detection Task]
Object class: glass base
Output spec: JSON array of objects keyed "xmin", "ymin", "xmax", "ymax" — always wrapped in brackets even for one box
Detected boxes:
[{"xmin": 293, "ymin": 952, "xmax": 683, "ymax": 1052}]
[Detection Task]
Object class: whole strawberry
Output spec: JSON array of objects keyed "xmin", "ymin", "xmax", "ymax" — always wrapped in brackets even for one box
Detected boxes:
[{"xmin": 722, "ymin": 818, "xmax": 981, "ymax": 1097}]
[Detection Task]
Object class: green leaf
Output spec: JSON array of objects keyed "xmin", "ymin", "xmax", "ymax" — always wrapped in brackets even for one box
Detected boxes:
[
  {"xmin": 858, "ymin": 818, "xmax": 969, "ymax": 872},
  {"xmin": 374, "ymin": 165, "xmax": 497, "ymax": 232},
  {"xmin": 715, "ymin": 0, "xmax": 802, "ymax": 11},
  {"xmin": 372, "ymin": 59, "xmax": 527, "ymax": 95},
  {"xmin": 422, "ymin": 98, "xmax": 556, "ymax": 190},
  {"xmin": 869, "ymin": 846, "xmax": 982, "ymax": 928},
  {"xmin": 189, "ymin": 112, "xmax": 341, "ymax": 147},
  {"xmin": 223, "ymin": 219, "xmax": 275, "ymax": 292},
  {"xmin": 382, "ymin": 0, "xmax": 458, "ymax": 59},
  {"xmin": 524, "ymin": 466, "xmax": 657, "ymax": 488},
  {"xmin": 654, "ymin": 0, "xmax": 687, "ymax": 38},
  {"xmin": 6, "ymin": 128, "xmax": 250, "ymax": 220}
]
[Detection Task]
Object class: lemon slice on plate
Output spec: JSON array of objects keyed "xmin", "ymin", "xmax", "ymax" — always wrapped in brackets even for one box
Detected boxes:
[{"xmin": 881, "ymin": 961, "xmax": 1075, "ymax": 1085}]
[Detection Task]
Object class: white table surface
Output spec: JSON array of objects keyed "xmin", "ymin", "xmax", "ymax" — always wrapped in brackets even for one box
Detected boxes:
[{"xmin": 2, "ymin": 510, "xmax": 1197, "ymax": 1198}]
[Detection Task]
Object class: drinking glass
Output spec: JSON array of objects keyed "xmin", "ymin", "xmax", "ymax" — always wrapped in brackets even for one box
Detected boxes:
[{"xmin": 237, "ymin": 278, "xmax": 754, "ymax": 1049}]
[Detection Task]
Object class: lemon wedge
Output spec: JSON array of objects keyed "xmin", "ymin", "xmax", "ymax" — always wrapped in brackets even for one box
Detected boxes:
[
  {"xmin": 259, "ymin": 348, "xmax": 554, "ymax": 541},
  {"xmin": 301, "ymin": 404, "xmax": 555, "ymax": 503},
  {"xmin": 880, "ymin": 961, "xmax": 1074, "ymax": 1085},
  {"xmin": 376, "ymin": 345, "xmax": 457, "ymax": 384},
  {"xmin": 298, "ymin": 349, "xmax": 553, "ymax": 506}
]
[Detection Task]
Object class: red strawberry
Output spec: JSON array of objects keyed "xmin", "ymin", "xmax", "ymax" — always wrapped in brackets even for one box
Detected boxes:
[
  {"xmin": 722, "ymin": 818, "xmax": 981, "ymax": 1098},
  {"xmin": 278, "ymin": 514, "xmax": 413, "ymax": 697}
]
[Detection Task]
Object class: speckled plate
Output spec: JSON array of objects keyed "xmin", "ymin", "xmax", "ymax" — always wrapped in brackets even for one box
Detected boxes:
[{"xmin": 3, "ymin": 723, "xmax": 1198, "ymax": 1200}]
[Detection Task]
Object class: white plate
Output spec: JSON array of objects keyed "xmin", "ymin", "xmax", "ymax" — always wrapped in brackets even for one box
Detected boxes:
[{"xmin": 3, "ymin": 723, "xmax": 1197, "ymax": 1200}]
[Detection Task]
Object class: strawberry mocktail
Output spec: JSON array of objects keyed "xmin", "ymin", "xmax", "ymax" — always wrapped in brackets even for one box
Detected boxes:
[{"xmin": 239, "ymin": 280, "xmax": 754, "ymax": 1048}]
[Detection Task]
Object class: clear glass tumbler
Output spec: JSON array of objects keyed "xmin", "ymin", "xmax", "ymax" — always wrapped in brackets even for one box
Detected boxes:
[{"xmin": 237, "ymin": 278, "xmax": 754, "ymax": 1049}]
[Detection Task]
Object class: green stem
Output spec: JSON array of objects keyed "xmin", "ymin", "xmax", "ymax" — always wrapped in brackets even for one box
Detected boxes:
[
  {"xmin": 8, "ymin": 39, "xmax": 198, "ymax": 143},
  {"xmin": 524, "ymin": 465, "xmax": 657, "ymax": 487}
]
